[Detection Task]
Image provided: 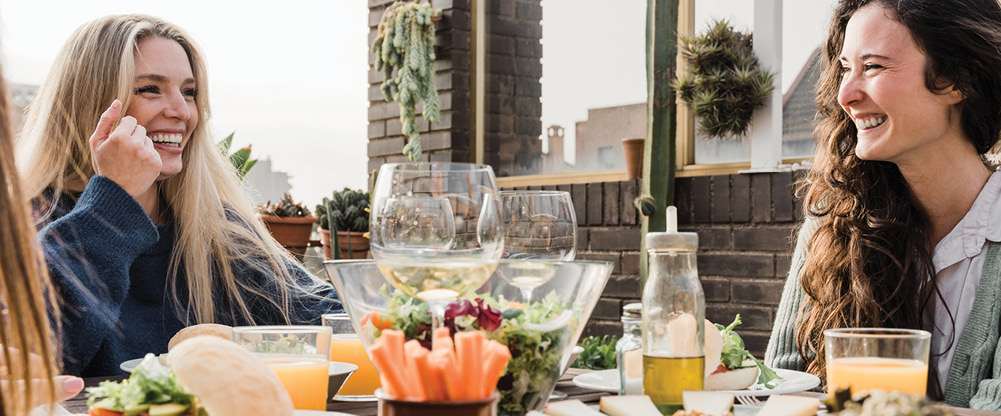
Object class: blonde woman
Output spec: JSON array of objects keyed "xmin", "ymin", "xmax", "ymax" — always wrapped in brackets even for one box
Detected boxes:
[
  {"xmin": 0, "ymin": 63, "xmax": 85, "ymax": 413},
  {"xmin": 17, "ymin": 14, "xmax": 343, "ymax": 377}
]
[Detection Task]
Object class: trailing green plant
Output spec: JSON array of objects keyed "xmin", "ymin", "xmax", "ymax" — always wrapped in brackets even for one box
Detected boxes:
[
  {"xmin": 570, "ymin": 335, "xmax": 618, "ymax": 371},
  {"xmin": 316, "ymin": 188, "xmax": 370, "ymax": 232},
  {"xmin": 217, "ymin": 132, "xmax": 257, "ymax": 181},
  {"xmin": 371, "ymin": 0, "xmax": 443, "ymax": 162},
  {"xmin": 674, "ymin": 19, "xmax": 775, "ymax": 139},
  {"xmin": 259, "ymin": 193, "xmax": 312, "ymax": 218}
]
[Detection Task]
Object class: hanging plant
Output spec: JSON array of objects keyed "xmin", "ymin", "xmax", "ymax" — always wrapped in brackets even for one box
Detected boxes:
[
  {"xmin": 674, "ymin": 19, "xmax": 775, "ymax": 140},
  {"xmin": 371, "ymin": 0, "xmax": 443, "ymax": 162}
]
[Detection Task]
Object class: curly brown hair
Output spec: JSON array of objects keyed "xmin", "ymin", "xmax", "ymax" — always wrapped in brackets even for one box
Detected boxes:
[{"xmin": 797, "ymin": 0, "xmax": 1001, "ymax": 396}]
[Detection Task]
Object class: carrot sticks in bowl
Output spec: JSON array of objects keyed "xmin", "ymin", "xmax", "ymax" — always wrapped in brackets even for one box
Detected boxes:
[{"xmin": 369, "ymin": 328, "xmax": 511, "ymax": 401}]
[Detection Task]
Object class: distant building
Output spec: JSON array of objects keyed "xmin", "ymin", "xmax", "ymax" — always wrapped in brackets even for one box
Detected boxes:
[
  {"xmin": 9, "ymin": 83, "xmax": 38, "ymax": 134},
  {"xmin": 782, "ymin": 47, "xmax": 822, "ymax": 158},
  {"xmin": 240, "ymin": 157, "xmax": 292, "ymax": 206}
]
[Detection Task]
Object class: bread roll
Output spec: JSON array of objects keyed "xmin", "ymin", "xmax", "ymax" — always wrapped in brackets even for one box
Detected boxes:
[
  {"xmin": 703, "ymin": 320, "xmax": 723, "ymax": 378},
  {"xmin": 169, "ymin": 335, "xmax": 294, "ymax": 416},
  {"xmin": 704, "ymin": 366, "xmax": 759, "ymax": 391},
  {"xmin": 167, "ymin": 323, "xmax": 233, "ymax": 351}
]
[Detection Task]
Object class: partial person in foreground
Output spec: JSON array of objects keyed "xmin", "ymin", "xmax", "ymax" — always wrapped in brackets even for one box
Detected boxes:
[
  {"xmin": 0, "ymin": 61, "xmax": 85, "ymax": 414},
  {"xmin": 765, "ymin": 0, "xmax": 1001, "ymax": 410},
  {"xmin": 16, "ymin": 14, "xmax": 343, "ymax": 377}
]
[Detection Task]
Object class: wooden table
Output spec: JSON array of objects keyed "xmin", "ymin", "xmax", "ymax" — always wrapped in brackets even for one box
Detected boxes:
[{"xmin": 61, "ymin": 368, "xmax": 1001, "ymax": 415}]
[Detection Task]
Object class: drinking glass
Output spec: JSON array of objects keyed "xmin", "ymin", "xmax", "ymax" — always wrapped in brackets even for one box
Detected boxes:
[
  {"xmin": 500, "ymin": 190, "xmax": 576, "ymax": 303},
  {"xmin": 323, "ymin": 313, "xmax": 380, "ymax": 401},
  {"xmin": 369, "ymin": 163, "xmax": 504, "ymax": 335},
  {"xmin": 232, "ymin": 326, "xmax": 332, "ymax": 410},
  {"xmin": 824, "ymin": 328, "xmax": 931, "ymax": 396}
]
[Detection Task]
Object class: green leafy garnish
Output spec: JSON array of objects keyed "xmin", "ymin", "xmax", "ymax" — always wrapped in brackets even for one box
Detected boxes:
[
  {"xmin": 86, "ymin": 354, "xmax": 194, "ymax": 411},
  {"xmin": 250, "ymin": 335, "xmax": 312, "ymax": 355},
  {"xmin": 715, "ymin": 314, "xmax": 782, "ymax": 388},
  {"xmin": 571, "ymin": 335, "xmax": 619, "ymax": 370}
]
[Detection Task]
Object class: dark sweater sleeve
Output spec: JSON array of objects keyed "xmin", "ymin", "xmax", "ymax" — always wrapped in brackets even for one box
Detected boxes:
[
  {"xmin": 238, "ymin": 256, "xmax": 346, "ymax": 326},
  {"xmin": 38, "ymin": 176, "xmax": 158, "ymax": 375}
]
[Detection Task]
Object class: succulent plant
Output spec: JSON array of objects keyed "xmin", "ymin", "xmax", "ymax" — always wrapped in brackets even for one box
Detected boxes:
[
  {"xmin": 259, "ymin": 193, "xmax": 312, "ymax": 218},
  {"xmin": 674, "ymin": 19, "xmax": 775, "ymax": 139},
  {"xmin": 316, "ymin": 188, "xmax": 370, "ymax": 232}
]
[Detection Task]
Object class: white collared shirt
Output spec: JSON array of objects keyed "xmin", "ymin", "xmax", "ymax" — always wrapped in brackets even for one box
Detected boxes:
[{"xmin": 928, "ymin": 169, "xmax": 1001, "ymax": 393}]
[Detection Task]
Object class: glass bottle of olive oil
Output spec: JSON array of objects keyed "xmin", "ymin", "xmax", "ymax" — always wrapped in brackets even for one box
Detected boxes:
[{"xmin": 641, "ymin": 206, "xmax": 705, "ymax": 414}]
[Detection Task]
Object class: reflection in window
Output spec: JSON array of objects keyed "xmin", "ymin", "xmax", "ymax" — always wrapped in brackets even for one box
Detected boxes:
[{"xmin": 483, "ymin": 0, "xmax": 645, "ymax": 177}]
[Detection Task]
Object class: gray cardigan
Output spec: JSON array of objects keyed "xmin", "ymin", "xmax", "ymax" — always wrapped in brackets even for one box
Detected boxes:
[{"xmin": 764, "ymin": 219, "xmax": 1001, "ymax": 410}]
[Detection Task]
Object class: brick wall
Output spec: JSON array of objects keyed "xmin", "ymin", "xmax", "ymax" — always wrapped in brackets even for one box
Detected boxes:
[
  {"xmin": 505, "ymin": 170, "xmax": 806, "ymax": 358},
  {"xmin": 367, "ymin": 0, "xmax": 472, "ymax": 169}
]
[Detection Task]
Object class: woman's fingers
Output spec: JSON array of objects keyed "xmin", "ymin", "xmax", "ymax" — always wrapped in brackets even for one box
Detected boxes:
[
  {"xmin": 0, "ymin": 375, "xmax": 84, "ymax": 408},
  {"xmin": 90, "ymin": 110, "xmax": 163, "ymax": 198},
  {"xmin": 89, "ymin": 100, "xmax": 122, "ymax": 148}
]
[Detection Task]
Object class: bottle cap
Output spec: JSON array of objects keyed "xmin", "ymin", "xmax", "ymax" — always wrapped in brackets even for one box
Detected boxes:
[
  {"xmin": 622, "ymin": 302, "xmax": 642, "ymax": 318},
  {"xmin": 645, "ymin": 206, "xmax": 698, "ymax": 250}
]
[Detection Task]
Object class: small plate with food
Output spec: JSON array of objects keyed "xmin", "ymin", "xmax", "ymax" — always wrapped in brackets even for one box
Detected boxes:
[{"xmin": 572, "ymin": 315, "xmax": 820, "ymax": 396}]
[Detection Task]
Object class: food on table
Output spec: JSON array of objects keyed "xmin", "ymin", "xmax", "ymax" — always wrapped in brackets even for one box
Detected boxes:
[
  {"xmin": 672, "ymin": 410, "xmax": 734, "ymax": 416},
  {"xmin": 599, "ymin": 395, "xmax": 662, "ymax": 416},
  {"xmin": 705, "ymin": 315, "xmax": 781, "ymax": 390},
  {"xmin": 754, "ymin": 394, "xmax": 820, "ymax": 416},
  {"xmin": 370, "ymin": 288, "xmax": 574, "ymax": 415},
  {"xmin": 825, "ymin": 388, "xmax": 955, "ymax": 416},
  {"xmin": 526, "ymin": 412, "xmax": 547, "ymax": 416},
  {"xmin": 544, "ymin": 399, "xmax": 604, "ymax": 415},
  {"xmin": 88, "ymin": 335, "xmax": 293, "ymax": 416},
  {"xmin": 682, "ymin": 390, "xmax": 734, "ymax": 415},
  {"xmin": 367, "ymin": 328, "xmax": 510, "ymax": 401},
  {"xmin": 166, "ymin": 323, "xmax": 233, "ymax": 351}
]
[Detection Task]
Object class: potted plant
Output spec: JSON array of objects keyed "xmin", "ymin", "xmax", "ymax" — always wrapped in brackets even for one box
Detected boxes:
[
  {"xmin": 371, "ymin": 0, "xmax": 443, "ymax": 162},
  {"xmin": 316, "ymin": 188, "xmax": 370, "ymax": 260},
  {"xmin": 674, "ymin": 19, "xmax": 775, "ymax": 139},
  {"xmin": 259, "ymin": 193, "xmax": 316, "ymax": 259},
  {"xmin": 217, "ymin": 132, "xmax": 257, "ymax": 181}
]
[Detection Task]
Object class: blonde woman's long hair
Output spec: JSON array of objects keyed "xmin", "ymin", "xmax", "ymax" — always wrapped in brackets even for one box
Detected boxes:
[
  {"xmin": 0, "ymin": 64, "xmax": 61, "ymax": 414},
  {"xmin": 17, "ymin": 14, "xmax": 314, "ymax": 326}
]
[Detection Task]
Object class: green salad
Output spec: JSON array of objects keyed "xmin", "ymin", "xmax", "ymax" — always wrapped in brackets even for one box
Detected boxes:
[
  {"xmin": 367, "ymin": 286, "xmax": 573, "ymax": 416},
  {"xmin": 87, "ymin": 354, "xmax": 202, "ymax": 416}
]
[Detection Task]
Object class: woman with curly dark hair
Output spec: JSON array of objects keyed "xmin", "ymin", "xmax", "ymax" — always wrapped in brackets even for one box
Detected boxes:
[{"xmin": 765, "ymin": 0, "xmax": 1001, "ymax": 409}]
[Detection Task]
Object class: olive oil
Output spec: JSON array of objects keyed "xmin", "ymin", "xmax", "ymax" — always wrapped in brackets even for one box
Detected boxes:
[{"xmin": 643, "ymin": 355, "xmax": 705, "ymax": 414}]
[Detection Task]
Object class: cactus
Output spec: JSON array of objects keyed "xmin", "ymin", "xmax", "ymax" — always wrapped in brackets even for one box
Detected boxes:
[
  {"xmin": 259, "ymin": 193, "xmax": 311, "ymax": 218},
  {"xmin": 316, "ymin": 188, "xmax": 370, "ymax": 232}
]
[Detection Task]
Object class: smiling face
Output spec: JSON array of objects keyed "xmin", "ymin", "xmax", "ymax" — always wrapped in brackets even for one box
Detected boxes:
[
  {"xmin": 127, "ymin": 36, "xmax": 198, "ymax": 180},
  {"xmin": 837, "ymin": 3, "xmax": 965, "ymax": 166}
]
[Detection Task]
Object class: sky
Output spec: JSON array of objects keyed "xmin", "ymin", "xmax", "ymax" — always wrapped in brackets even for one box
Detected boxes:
[
  {"xmin": 0, "ymin": 1, "xmax": 837, "ymax": 205},
  {"xmin": 0, "ymin": 0, "xmax": 370, "ymax": 207}
]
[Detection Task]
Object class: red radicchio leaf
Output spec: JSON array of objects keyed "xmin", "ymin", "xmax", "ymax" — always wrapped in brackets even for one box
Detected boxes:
[{"xmin": 475, "ymin": 298, "xmax": 502, "ymax": 332}]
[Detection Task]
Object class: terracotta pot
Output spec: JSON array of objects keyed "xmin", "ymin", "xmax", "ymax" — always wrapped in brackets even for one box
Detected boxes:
[
  {"xmin": 621, "ymin": 137, "xmax": 645, "ymax": 180},
  {"xmin": 320, "ymin": 229, "xmax": 371, "ymax": 260},
  {"xmin": 260, "ymin": 214, "xmax": 317, "ymax": 258}
]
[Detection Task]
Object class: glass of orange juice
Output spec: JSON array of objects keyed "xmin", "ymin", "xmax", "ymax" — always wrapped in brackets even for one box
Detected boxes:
[
  {"xmin": 824, "ymin": 328, "xmax": 931, "ymax": 396},
  {"xmin": 233, "ymin": 325, "xmax": 332, "ymax": 410},
  {"xmin": 323, "ymin": 313, "xmax": 381, "ymax": 401}
]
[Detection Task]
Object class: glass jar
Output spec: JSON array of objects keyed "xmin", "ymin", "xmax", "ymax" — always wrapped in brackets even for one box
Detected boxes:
[
  {"xmin": 616, "ymin": 303, "xmax": 643, "ymax": 395},
  {"xmin": 641, "ymin": 207, "xmax": 705, "ymax": 414}
]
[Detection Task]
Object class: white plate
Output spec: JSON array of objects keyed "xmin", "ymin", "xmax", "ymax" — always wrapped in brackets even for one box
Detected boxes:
[
  {"xmin": 119, "ymin": 355, "xmax": 167, "ymax": 373},
  {"xmin": 573, "ymin": 368, "xmax": 821, "ymax": 397}
]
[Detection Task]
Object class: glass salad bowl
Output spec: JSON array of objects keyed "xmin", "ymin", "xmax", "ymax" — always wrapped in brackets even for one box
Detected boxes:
[{"xmin": 323, "ymin": 259, "xmax": 612, "ymax": 416}]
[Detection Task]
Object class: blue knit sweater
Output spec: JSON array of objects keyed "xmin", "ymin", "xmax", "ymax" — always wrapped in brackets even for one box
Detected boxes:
[{"xmin": 38, "ymin": 176, "xmax": 343, "ymax": 377}]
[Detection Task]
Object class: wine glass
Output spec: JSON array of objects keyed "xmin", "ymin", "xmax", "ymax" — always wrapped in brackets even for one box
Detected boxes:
[
  {"xmin": 500, "ymin": 190, "xmax": 577, "ymax": 304},
  {"xmin": 369, "ymin": 163, "xmax": 504, "ymax": 332}
]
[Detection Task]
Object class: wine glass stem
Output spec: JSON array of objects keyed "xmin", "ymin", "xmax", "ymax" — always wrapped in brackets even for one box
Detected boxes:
[
  {"xmin": 429, "ymin": 301, "xmax": 447, "ymax": 344},
  {"xmin": 519, "ymin": 287, "xmax": 534, "ymax": 304}
]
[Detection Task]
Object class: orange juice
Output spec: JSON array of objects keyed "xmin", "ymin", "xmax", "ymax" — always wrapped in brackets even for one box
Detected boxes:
[
  {"xmin": 263, "ymin": 355, "xmax": 330, "ymax": 410},
  {"xmin": 330, "ymin": 334, "xmax": 381, "ymax": 396},
  {"xmin": 827, "ymin": 357, "xmax": 927, "ymax": 395}
]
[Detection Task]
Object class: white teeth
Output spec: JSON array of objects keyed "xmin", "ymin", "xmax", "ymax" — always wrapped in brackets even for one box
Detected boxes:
[
  {"xmin": 856, "ymin": 116, "xmax": 886, "ymax": 130},
  {"xmin": 150, "ymin": 134, "xmax": 182, "ymax": 147}
]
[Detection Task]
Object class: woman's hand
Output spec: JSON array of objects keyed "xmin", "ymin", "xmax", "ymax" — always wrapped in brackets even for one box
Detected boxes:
[
  {"xmin": 89, "ymin": 100, "xmax": 162, "ymax": 198},
  {"xmin": 0, "ymin": 346, "xmax": 85, "ymax": 407}
]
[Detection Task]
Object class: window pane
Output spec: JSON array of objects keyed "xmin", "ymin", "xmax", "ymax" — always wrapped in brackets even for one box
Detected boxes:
[{"xmin": 483, "ymin": 0, "xmax": 646, "ymax": 177}]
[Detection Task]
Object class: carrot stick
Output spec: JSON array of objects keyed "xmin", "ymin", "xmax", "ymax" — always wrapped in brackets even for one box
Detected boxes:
[
  {"xmin": 403, "ymin": 340, "xmax": 428, "ymax": 400},
  {"xmin": 481, "ymin": 340, "xmax": 512, "ymax": 397},
  {"xmin": 432, "ymin": 327, "xmax": 453, "ymax": 352},
  {"xmin": 426, "ymin": 350, "xmax": 451, "ymax": 400},
  {"xmin": 408, "ymin": 341, "xmax": 442, "ymax": 400},
  {"xmin": 455, "ymin": 331, "xmax": 484, "ymax": 398},
  {"xmin": 429, "ymin": 348, "xmax": 465, "ymax": 400},
  {"xmin": 369, "ymin": 337, "xmax": 409, "ymax": 398}
]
